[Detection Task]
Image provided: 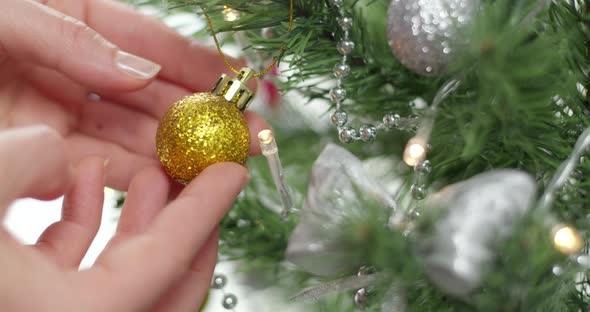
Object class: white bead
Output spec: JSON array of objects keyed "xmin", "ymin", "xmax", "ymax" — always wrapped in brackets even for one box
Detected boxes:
[
  {"xmin": 411, "ymin": 184, "xmax": 427, "ymax": 200},
  {"xmin": 330, "ymin": 87, "xmax": 347, "ymax": 102},
  {"xmin": 415, "ymin": 160, "xmax": 432, "ymax": 174},
  {"xmin": 339, "ymin": 127, "xmax": 357, "ymax": 144},
  {"xmin": 359, "ymin": 125, "xmax": 377, "ymax": 142},
  {"xmin": 337, "ymin": 40, "xmax": 355, "ymax": 55},
  {"xmin": 222, "ymin": 294, "xmax": 238, "ymax": 309},
  {"xmin": 337, "ymin": 16, "xmax": 353, "ymax": 30},
  {"xmin": 383, "ymin": 113, "xmax": 401, "ymax": 129},
  {"xmin": 333, "ymin": 63, "xmax": 351, "ymax": 78},
  {"xmin": 211, "ymin": 274, "xmax": 227, "ymax": 289},
  {"xmin": 331, "ymin": 109, "xmax": 348, "ymax": 127}
]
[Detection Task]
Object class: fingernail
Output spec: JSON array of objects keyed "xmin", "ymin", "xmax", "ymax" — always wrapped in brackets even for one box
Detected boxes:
[
  {"xmin": 114, "ymin": 50, "xmax": 161, "ymax": 80},
  {"xmin": 87, "ymin": 92, "xmax": 101, "ymax": 102}
]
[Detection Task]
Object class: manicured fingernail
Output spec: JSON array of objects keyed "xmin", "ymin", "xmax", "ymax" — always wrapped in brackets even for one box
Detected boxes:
[
  {"xmin": 87, "ymin": 92, "xmax": 101, "ymax": 102},
  {"xmin": 114, "ymin": 50, "xmax": 161, "ymax": 80}
]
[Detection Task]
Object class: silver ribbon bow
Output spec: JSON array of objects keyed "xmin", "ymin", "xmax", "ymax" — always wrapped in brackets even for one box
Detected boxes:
[
  {"xmin": 286, "ymin": 143, "xmax": 400, "ymax": 277},
  {"xmin": 418, "ymin": 169, "xmax": 537, "ymax": 297},
  {"xmin": 286, "ymin": 143, "xmax": 537, "ymax": 304}
]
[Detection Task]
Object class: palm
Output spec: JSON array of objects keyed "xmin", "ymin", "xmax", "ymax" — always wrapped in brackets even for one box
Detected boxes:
[{"xmin": 0, "ymin": 0, "xmax": 263, "ymax": 190}]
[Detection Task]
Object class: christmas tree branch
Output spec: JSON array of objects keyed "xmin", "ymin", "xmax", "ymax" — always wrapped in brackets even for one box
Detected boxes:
[{"xmin": 129, "ymin": 0, "xmax": 590, "ymax": 310}]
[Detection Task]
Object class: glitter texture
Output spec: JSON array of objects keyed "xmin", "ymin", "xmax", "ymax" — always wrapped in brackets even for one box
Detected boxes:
[
  {"xmin": 156, "ymin": 93, "xmax": 250, "ymax": 184},
  {"xmin": 387, "ymin": 0, "xmax": 479, "ymax": 75}
]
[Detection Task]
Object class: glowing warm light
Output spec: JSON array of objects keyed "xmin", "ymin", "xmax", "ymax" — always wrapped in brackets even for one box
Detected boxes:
[
  {"xmin": 223, "ymin": 6, "xmax": 240, "ymax": 22},
  {"xmin": 258, "ymin": 129, "xmax": 278, "ymax": 156},
  {"xmin": 403, "ymin": 137, "xmax": 427, "ymax": 167},
  {"xmin": 552, "ymin": 224, "xmax": 584, "ymax": 255},
  {"xmin": 258, "ymin": 129, "xmax": 274, "ymax": 145}
]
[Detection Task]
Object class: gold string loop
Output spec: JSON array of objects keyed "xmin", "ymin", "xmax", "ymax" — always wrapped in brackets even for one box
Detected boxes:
[{"xmin": 201, "ymin": 0, "xmax": 294, "ymax": 78}]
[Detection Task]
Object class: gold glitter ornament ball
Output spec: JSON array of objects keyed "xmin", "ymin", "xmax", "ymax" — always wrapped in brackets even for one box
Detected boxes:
[{"xmin": 156, "ymin": 93, "xmax": 250, "ymax": 184}]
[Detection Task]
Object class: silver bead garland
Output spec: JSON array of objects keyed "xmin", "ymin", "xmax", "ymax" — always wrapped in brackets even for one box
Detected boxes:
[
  {"xmin": 210, "ymin": 273, "xmax": 238, "ymax": 311},
  {"xmin": 329, "ymin": 0, "xmax": 434, "ymax": 199},
  {"xmin": 354, "ymin": 266, "xmax": 373, "ymax": 310},
  {"xmin": 410, "ymin": 159, "xmax": 431, "ymax": 200},
  {"xmin": 329, "ymin": 0, "xmax": 419, "ymax": 144}
]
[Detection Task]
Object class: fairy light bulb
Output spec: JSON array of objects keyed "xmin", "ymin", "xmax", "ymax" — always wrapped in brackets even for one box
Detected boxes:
[
  {"xmin": 258, "ymin": 129, "xmax": 275, "ymax": 149},
  {"xmin": 552, "ymin": 224, "xmax": 584, "ymax": 255},
  {"xmin": 223, "ymin": 6, "xmax": 240, "ymax": 21},
  {"xmin": 258, "ymin": 130, "xmax": 294, "ymax": 218},
  {"xmin": 403, "ymin": 137, "xmax": 427, "ymax": 167}
]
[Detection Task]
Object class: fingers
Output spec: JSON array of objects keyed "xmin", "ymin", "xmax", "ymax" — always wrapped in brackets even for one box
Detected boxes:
[
  {"xmin": 91, "ymin": 163, "xmax": 247, "ymax": 310},
  {"xmin": 0, "ymin": 0, "xmax": 160, "ymax": 92},
  {"xmin": 25, "ymin": 64, "xmax": 271, "ymax": 159},
  {"xmin": 65, "ymin": 134, "xmax": 158, "ymax": 191},
  {"xmin": 152, "ymin": 229, "xmax": 219, "ymax": 312},
  {"xmin": 116, "ymin": 167, "xmax": 170, "ymax": 237},
  {"xmin": 105, "ymin": 79, "xmax": 191, "ymax": 119},
  {"xmin": 35, "ymin": 157, "xmax": 105, "ymax": 269},
  {"xmin": 84, "ymin": 0, "xmax": 237, "ymax": 91},
  {"xmin": 78, "ymin": 97, "xmax": 158, "ymax": 158},
  {"xmin": 0, "ymin": 126, "xmax": 72, "ymax": 207},
  {"xmin": 43, "ymin": 0, "xmax": 240, "ymax": 92},
  {"xmin": 145, "ymin": 163, "xmax": 247, "ymax": 261}
]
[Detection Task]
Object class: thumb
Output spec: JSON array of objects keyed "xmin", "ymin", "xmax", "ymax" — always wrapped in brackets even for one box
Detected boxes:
[
  {"xmin": 0, "ymin": 0, "xmax": 161, "ymax": 92},
  {"xmin": 0, "ymin": 126, "xmax": 74, "ymax": 209}
]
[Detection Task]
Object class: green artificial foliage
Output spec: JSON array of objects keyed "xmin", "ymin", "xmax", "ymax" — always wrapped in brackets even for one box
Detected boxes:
[{"xmin": 129, "ymin": 0, "xmax": 590, "ymax": 310}]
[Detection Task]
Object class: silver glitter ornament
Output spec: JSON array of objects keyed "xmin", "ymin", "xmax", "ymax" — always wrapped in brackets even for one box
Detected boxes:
[
  {"xmin": 386, "ymin": 0, "xmax": 480, "ymax": 75},
  {"xmin": 417, "ymin": 170, "xmax": 536, "ymax": 297},
  {"xmin": 331, "ymin": 109, "xmax": 349, "ymax": 127},
  {"xmin": 339, "ymin": 127, "xmax": 357, "ymax": 144},
  {"xmin": 222, "ymin": 294, "xmax": 238, "ymax": 309}
]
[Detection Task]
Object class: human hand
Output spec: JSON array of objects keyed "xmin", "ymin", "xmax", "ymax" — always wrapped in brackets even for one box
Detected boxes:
[
  {"xmin": 0, "ymin": 0, "xmax": 266, "ymax": 190},
  {"xmin": 0, "ymin": 126, "xmax": 247, "ymax": 311}
]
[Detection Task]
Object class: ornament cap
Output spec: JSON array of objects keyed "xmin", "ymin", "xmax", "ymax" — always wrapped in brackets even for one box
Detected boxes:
[{"xmin": 212, "ymin": 67, "xmax": 255, "ymax": 111}]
